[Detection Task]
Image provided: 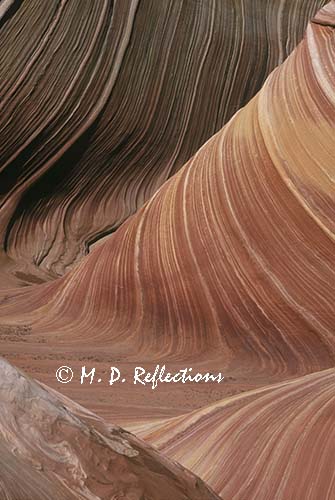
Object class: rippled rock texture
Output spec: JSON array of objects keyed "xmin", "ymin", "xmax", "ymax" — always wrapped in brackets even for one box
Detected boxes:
[
  {"xmin": 0, "ymin": 0, "xmax": 327, "ymax": 284},
  {"xmin": 1, "ymin": 1, "xmax": 333, "ymax": 376},
  {"xmin": 0, "ymin": 1, "xmax": 334, "ymax": 499},
  {"xmin": 132, "ymin": 369, "xmax": 335, "ymax": 499}
]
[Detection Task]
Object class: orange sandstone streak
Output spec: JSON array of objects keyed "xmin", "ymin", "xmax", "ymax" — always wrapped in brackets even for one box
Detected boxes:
[{"xmin": 132, "ymin": 369, "xmax": 335, "ymax": 500}]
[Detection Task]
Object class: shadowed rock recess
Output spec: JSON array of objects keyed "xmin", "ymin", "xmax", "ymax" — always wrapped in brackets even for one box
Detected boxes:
[{"xmin": 0, "ymin": 1, "xmax": 334, "ymax": 499}]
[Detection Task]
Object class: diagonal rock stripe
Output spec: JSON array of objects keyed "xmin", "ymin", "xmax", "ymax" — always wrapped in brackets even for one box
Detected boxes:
[{"xmin": 132, "ymin": 368, "xmax": 335, "ymax": 499}]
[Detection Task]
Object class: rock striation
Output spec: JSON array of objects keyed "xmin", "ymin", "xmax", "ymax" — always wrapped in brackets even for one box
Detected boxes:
[
  {"xmin": 132, "ymin": 368, "xmax": 335, "ymax": 499},
  {"xmin": 0, "ymin": 0, "xmax": 327, "ymax": 284},
  {"xmin": 0, "ymin": 2, "xmax": 334, "ymax": 499},
  {"xmin": 1, "ymin": 3, "xmax": 333, "ymax": 380}
]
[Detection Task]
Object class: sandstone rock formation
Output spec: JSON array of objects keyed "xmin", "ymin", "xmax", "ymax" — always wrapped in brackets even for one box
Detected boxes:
[
  {"xmin": 0, "ymin": 357, "xmax": 219, "ymax": 500},
  {"xmin": 132, "ymin": 368, "xmax": 335, "ymax": 499},
  {"xmin": 1, "ymin": 2, "xmax": 333, "ymax": 380},
  {"xmin": 0, "ymin": 0, "xmax": 327, "ymax": 284},
  {"xmin": 0, "ymin": 1, "xmax": 334, "ymax": 499}
]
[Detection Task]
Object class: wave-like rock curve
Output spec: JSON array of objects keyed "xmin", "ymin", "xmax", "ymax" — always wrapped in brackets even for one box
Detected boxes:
[
  {"xmin": 1, "ymin": 3, "xmax": 333, "ymax": 382},
  {"xmin": 132, "ymin": 368, "xmax": 335, "ymax": 499},
  {"xmin": 0, "ymin": 357, "xmax": 219, "ymax": 500},
  {"xmin": 0, "ymin": 0, "xmax": 327, "ymax": 284}
]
